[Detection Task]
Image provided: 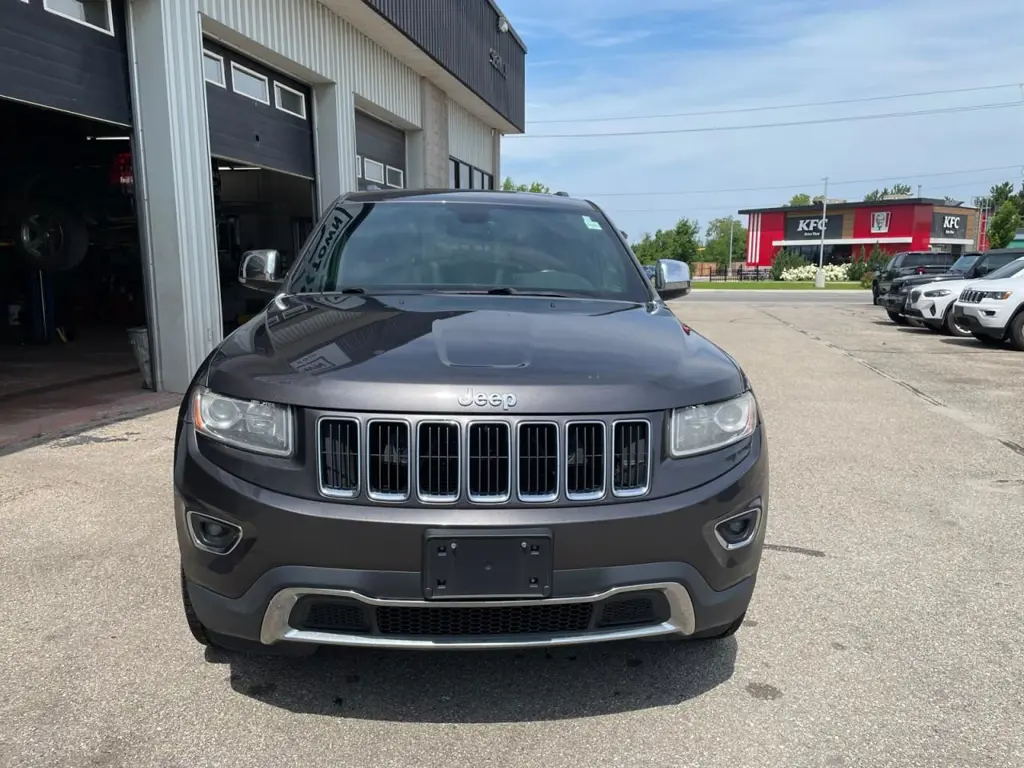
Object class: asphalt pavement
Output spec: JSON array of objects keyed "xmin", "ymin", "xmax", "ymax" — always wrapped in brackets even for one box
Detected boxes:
[{"xmin": 1, "ymin": 296, "xmax": 1021, "ymax": 768}]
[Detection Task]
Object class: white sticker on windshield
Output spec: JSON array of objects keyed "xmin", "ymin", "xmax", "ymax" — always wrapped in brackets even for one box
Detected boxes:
[{"xmin": 582, "ymin": 215, "xmax": 603, "ymax": 230}]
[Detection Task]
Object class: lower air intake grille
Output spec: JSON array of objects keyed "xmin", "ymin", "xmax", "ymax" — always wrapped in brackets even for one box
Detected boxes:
[
  {"xmin": 468, "ymin": 422, "xmax": 511, "ymax": 502},
  {"xmin": 612, "ymin": 420, "xmax": 650, "ymax": 496},
  {"xmin": 375, "ymin": 604, "xmax": 593, "ymax": 636},
  {"xmin": 598, "ymin": 598, "xmax": 657, "ymax": 628},
  {"xmin": 566, "ymin": 422, "xmax": 606, "ymax": 500},
  {"xmin": 367, "ymin": 420, "xmax": 410, "ymax": 501},
  {"xmin": 291, "ymin": 598, "xmax": 371, "ymax": 633},
  {"xmin": 319, "ymin": 418, "xmax": 359, "ymax": 497}
]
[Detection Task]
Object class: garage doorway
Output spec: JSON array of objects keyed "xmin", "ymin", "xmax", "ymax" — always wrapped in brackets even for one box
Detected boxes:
[
  {"xmin": 355, "ymin": 111, "xmax": 406, "ymax": 191},
  {"xmin": 213, "ymin": 164, "xmax": 316, "ymax": 335},
  {"xmin": 0, "ymin": 99, "xmax": 150, "ymax": 433},
  {"xmin": 201, "ymin": 39, "xmax": 318, "ymax": 335}
]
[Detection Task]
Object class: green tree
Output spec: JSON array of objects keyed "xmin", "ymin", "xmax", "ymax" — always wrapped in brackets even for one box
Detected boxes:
[
  {"xmin": 501, "ymin": 177, "xmax": 551, "ymax": 194},
  {"xmin": 631, "ymin": 217, "xmax": 700, "ymax": 265},
  {"xmin": 786, "ymin": 193, "xmax": 812, "ymax": 206},
  {"xmin": 986, "ymin": 200, "xmax": 1022, "ymax": 249},
  {"xmin": 973, "ymin": 181, "xmax": 1024, "ymax": 219},
  {"xmin": 703, "ymin": 216, "xmax": 747, "ymax": 269},
  {"xmin": 864, "ymin": 183, "xmax": 912, "ymax": 201}
]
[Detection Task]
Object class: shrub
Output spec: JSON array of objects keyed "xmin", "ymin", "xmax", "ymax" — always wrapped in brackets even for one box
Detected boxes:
[
  {"xmin": 769, "ymin": 250, "xmax": 806, "ymax": 281},
  {"xmin": 846, "ymin": 258, "xmax": 868, "ymax": 282},
  {"xmin": 780, "ymin": 264, "xmax": 850, "ymax": 282}
]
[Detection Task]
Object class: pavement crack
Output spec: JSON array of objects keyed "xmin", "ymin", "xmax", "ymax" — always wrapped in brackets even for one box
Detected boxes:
[
  {"xmin": 756, "ymin": 309, "xmax": 1024, "ymax": 460},
  {"xmin": 764, "ymin": 543, "xmax": 827, "ymax": 558}
]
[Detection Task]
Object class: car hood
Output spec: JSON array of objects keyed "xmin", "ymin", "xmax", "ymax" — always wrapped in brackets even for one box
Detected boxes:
[
  {"xmin": 911, "ymin": 278, "xmax": 973, "ymax": 295},
  {"xmin": 204, "ymin": 293, "xmax": 746, "ymax": 415},
  {"xmin": 892, "ymin": 272, "xmax": 963, "ymax": 288}
]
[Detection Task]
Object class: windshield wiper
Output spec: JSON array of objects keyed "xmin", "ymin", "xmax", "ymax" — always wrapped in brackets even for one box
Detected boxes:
[{"xmin": 439, "ymin": 287, "xmax": 578, "ymax": 298}]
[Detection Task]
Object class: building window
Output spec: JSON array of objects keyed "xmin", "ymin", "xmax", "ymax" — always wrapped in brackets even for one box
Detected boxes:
[
  {"xmin": 202, "ymin": 50, "xmax": 225, "ymax": 87},
  {"xmin": 450, "ymin": 157, "xmax": 495, "ymax": 191},
  {"xmin": 356, "ymin": 156, "xmax": 362, "ymax": 179},
  {"xmin": 363, "ymin": 159, "xmax": 385, "ymax": 185},
  {"xmin": 385, "ymin": 166, "xmax": 404, "ymax": 189},
  {"xmin": 274, "ymin": 82, "xmax": 306, "ymax": 119},
  {"xmin": 230, "ymin": 62, "xmax": 270, "ymax": 105},
  {"xmin": 44, "ymin": 0, "xmax": 113, "ymax": 34}
]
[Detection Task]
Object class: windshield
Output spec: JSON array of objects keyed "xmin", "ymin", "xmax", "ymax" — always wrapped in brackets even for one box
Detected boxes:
[
  {"xmin": 284, "ymin": 199, "xmax": 650, "ymax": 301},
  {"xmin": 949, "ymin": 255, "xmax": 979, "ymax": 273},
  {"xmin": 982, "ymin": 257, "xmax": 1024, "ymax": 281}
]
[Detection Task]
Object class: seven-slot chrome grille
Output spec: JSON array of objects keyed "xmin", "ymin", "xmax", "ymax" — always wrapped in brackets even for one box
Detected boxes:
[
  {"xmin": 317, "ymin": 415, "xmax": 652, "ymax": 505},
  {"xmin": 959, "ymin": 289, "xmax": 983, "ymax": 303}
]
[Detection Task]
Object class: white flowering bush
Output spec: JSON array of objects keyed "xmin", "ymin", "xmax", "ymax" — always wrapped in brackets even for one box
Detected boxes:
[{"xmin": 780, "ymin": 264, "xmax": 850, "ymax": 282}]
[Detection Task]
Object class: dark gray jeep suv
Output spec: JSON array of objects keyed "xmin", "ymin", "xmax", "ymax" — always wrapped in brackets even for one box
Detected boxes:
[{"xmin": 175, "ymin": 189, "xmax": 768, "ymax": 654}]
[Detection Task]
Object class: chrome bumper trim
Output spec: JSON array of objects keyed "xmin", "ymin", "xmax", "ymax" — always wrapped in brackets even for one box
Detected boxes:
[{"xmin": 259, "ymin": 581, "xmax": 696, "ymax": 649}]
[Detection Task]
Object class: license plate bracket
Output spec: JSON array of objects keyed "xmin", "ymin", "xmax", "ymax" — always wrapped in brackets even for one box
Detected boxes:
[{"xmin": 423, "ymin": 528, "xmax": 553, "ymax": 600}]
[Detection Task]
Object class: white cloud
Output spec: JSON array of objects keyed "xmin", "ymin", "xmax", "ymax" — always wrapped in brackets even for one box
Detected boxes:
[{"xmin": 500, "ymin": 0, "xmax": 1024, "ymax": 240}]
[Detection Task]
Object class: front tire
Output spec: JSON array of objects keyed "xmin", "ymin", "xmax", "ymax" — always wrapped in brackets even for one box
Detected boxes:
[
  {"xmin": 181, "ymin": 568, "xmax": 213, "ymax": 647},
  {"xmin": 942, "ymin": 306, "xmax": 972, "ymax": 337},
  {"xmin": 1007, "ymin": 313, "xmax": 1024, "ymax": 351},
  {"xmin": 886, "ymin": 310, "xmax": 909, "ymax": 326}
]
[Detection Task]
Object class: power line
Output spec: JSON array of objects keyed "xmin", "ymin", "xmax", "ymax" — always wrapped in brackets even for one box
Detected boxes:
[
  {"xmin": 528, "ymin": 82, "xmax": 1024, "ymax": 124},
  {"xmin": 509, "ymin": 100, "xmax": 1023, "ymax": 139},
  {"xmin": 581, "ymin": 164, "xmax": 1024, "ymax": 198}
]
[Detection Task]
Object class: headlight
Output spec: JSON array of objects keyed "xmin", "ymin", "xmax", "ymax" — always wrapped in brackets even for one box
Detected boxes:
[
  {"xmin": 191, "ymin": 387, "xmax": 294, "ymax": 456},
  {"xmin": 669, "ymin": 391, "xmax": 758, "ymax": 458},
  {"xmin": 924, "ymin": 289, "xmax": 950, "ymax": 297},
  {"xmin": 983, "ymin": 291, "xmax": 1013, "ymax": 300}
]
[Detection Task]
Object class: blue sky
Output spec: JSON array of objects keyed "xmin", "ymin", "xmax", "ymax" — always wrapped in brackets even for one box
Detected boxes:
[{"xmin": 497, "ymin": 0, "xmax": 1024, "ymax": 242}]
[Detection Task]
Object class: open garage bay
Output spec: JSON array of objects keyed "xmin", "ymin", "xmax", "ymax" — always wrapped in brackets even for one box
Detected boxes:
[{"xmin": 0, "ymin": 295, "xmax": 1021, "ymax": 767}]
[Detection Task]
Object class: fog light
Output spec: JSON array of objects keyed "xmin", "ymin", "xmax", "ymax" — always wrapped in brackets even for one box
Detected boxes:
[
  {"xmin": 186, "ymin": 510, "xmax": 242, "ymax": 555},
  {"xmin": 714, "ymin": 508, "xmax": 760, "ymax": 550}
]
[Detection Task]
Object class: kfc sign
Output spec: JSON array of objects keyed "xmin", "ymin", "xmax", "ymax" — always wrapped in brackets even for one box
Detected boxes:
[
  {"xmin": 785, "ymin": 214, "xmax": 844, "ymax": 240},
  {"xmin": 931, "ymin": 212, "xmax": 967, "ymax": 238}
]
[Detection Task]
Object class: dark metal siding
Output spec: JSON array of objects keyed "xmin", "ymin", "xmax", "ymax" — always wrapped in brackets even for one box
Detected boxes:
[
  {"xmin": 203, "ymin": 39, "xmax": 316, "ymax": 179},
  {"xmin": 0, "ymin": 0, "xmax": 132, "ymax": 125},
  {"xmin": 362, "ymin": 0, "xmax": 525, "ymax": 131},
  {"xmin": 355, "ymin": 111, "xmax": 406, "ymax": 190}
]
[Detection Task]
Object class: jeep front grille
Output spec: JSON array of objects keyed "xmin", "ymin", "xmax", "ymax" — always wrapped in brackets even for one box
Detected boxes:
[
  {"xmin": 316, "ymin": 414, "xmax": 655, "ymax": 505},
  {"xmin": 960, "ymin": 289, "xmax": 982, "ymax": 303},
  {"xmin": 468, "ymin": 422, "xmax": 511, "ymax": 502},
  {"xmin": 612, "ymin": 420, "xmax": 651, "ymax": 496},
  {"xmin": 566, "ymin": 422, "xmax": 606, "ymax": 501},
  {"xmin": 517, "ymin": 422, "xmax": 559, "ymax": 501},
  {"xmin": 367, "ymin": 420, "xmax": 410, "ymax": 501},
  {"xmin": 319, "ymin": 418, "xmax": 359, "ymax": 498},
  {"xmin": 417, "ymin": 422, "xmax": 460, "ymax": 502}
]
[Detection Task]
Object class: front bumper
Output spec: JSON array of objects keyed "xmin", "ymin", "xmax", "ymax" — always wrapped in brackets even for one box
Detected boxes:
[
  {"xmin": 953, "ymin": 304, "xmax": 1006, "ymax": 339},
  {"xmin": 880, "ymin": 291, "xmax": 911, "ymax": 313},
  {"xmin": 175, "ymin": 426, "xmax": 768, "ymax": 649}
]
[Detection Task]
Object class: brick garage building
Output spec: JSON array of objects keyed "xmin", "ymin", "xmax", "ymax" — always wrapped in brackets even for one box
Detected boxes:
[{"xmin": 739, "ymin": 198, "xmax": 980, "ymax": 268}]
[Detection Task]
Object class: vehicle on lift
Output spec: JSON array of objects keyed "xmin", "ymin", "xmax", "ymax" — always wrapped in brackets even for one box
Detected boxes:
[
  {"xmin": 175, "ymin": 189, "xmax": 768, "ymax": 655},
  {"xmin": 903, "ymin": 252, "xmax": 1024, "ymax": 335},
  {"xmin": 872, "ymin": 250, "xmax": 957, "ymax": 308}
]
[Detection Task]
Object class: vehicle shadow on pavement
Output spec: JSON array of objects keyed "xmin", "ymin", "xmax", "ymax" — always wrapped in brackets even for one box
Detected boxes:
[
  {"xmin": 207, "ymin": 637, "xmax": 737, "ymax": 722},
  {"xmin": 937, "ymin": 338, "xmax": 1008, "ymax": 351}
]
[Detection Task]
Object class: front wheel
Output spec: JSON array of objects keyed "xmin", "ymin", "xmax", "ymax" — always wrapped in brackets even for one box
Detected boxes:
[
  {"xmin": 886, "ymin": 310, "xmax": 909, "ymax": 326},
  {"xmin": 1007, "ymin": 313, "xmax": 1024, "ymax": 351},
  {"xmin": 942, "ymin": 306, "xmax": 972, "ymax": 337},
  {"xmin": 872, "ymin": 284, "xmax": 880, "ymax": 305}
]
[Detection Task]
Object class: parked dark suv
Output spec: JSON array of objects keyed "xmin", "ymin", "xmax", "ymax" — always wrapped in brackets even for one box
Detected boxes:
[
  {"xmin": 175, "ymin": 189, "xmax": 768, "ymax": 654},
  {"xmin": 873, "ymin": 250, "xmax": 957, "ymax": 308}
]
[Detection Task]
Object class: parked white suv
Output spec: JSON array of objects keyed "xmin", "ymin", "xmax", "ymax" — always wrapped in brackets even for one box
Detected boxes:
[
  {"xmin": 951, "ymin": 267, "xmax": 1024, "ymax": 349},
  {"xmin": 908, "ymin": 256, "xmax": 1024, "ymax": 336}
]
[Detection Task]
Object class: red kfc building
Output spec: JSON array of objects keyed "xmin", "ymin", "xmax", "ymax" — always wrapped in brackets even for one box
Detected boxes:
[{"xmin": 739, "ymin": 197, "xmax": 981, "ymax": 268}]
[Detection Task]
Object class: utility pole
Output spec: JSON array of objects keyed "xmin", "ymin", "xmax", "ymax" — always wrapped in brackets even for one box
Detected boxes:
[
  {"xmin": 917, "ymin": 184, "xmax": 922, "ymax": 198},
  {"xmin": 815, "ymin": 177, "xmax": 829, "ymax": 288}
]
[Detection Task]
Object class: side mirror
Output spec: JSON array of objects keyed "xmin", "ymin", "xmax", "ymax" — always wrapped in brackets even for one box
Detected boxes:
[
  {"xmin": 655, "ymin": 259, "xmax": 691, "ymax": 300},
  {"xmin": 239, "ymin": 249, "xmax": 282, "ymax": 293}
]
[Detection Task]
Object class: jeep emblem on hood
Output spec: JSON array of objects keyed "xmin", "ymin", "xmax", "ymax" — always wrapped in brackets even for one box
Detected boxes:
[{"xmin": 458, "ymin": 389, "xmax": 518, "ymax": 410}]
